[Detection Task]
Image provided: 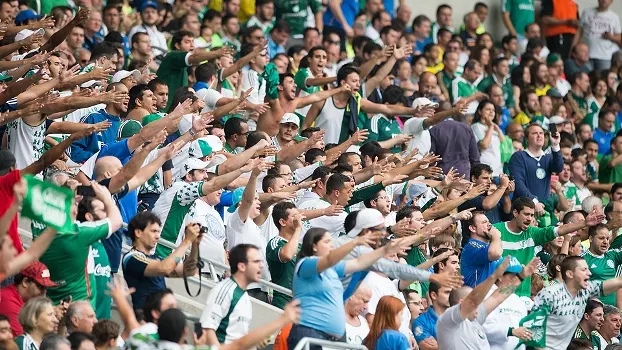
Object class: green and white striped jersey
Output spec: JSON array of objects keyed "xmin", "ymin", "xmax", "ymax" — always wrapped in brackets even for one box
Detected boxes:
[
  {"xmin": 15, "ymin": 334, "xmax": 38, "ymax": 350},
  {"xmin": 152, "ymin": 181, "xmax": 205, "ymax": 258},
  {"xmin": 199, "ymin": 277, "xmax": 252, "ymax": 344}
]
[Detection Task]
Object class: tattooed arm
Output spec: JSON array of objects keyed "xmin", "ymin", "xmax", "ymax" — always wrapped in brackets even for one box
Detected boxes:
[{"xmin": 483, "ymin": 257, "xmax": 539, "ymax": 316}]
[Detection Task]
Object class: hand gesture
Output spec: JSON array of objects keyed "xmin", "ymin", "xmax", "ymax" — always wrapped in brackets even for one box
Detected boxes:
[
  {"xmin": 420, "ymin": 152, "xmax": 442, "ymax": 166},
  {"xmin": 499, "ymin": 174, "xmax": 510, "ymax": 188},
  {"xmin": 550, "ymin": 130, "xmax": 561, "ymax": 147},
  {"xmin": 505, "ymin": 180, "xmax": 515, "ymax": 195},
  {"xmin": 394, "ymin": 134, "xmax": 413, "ymax": 145},
  {"xmin": 93, "ymin": 120, "xmax": 112, "ymax": 132},
  {"xmin": 184, "ymin": 223, "xmax": 201, "ymax": 243},
  {"xmin": 585, "ymin": 208, "xmax": 606, "ymax": 227},
  {"xmin": 60, "ymin": 63, "xmax": 79, "ymax": 82},
  {"xmin": 350, "ymin": 128, "xmax": 369, "ymax": 144},
  {"xmin": 442, "ymin": 167, "xmax": 459, "ymax": 188},
  {"xmin": 163, "ymin": 141, "xmax": 183, "ymax": 160},
  {"xmin": 239, "ymin": 160, "xmax": 256, "ymax": 173},
  {"xmin": 90, "ymin": 66, "xmax": 115, "ymax": 81},
  {"xmin": 69, "ymin": 124, "xmax": 98, "ymax": 140},
  {"xmin": 29, "ymin": 51, "xmax": 51, "ymax": 66},
  {"xmin": 105, "ymin": 282, "xmax": 135, "ymax": 299},
  {"xmin": 355, "ymin": 230, "xmax": 382, "ymax": 247},
  {"xmin": 254, "ymin": 145, "xmax": 278, "ymax": 158},
  {"xmin": 251, "ymin": 158, "xmax": 274, "ymax": 176},
  {"xmin": 297, "ymin": 179, "xmax": 318, "ymax": 189},
  {"xmin": 215, "ymin": 45, "xmax": 236, "ymax": 57},
  {"xmin": 238, "ymin": 87, "xmax": 253, "ymax": 103},
  {"xmin": 512, "ymin": 327, "xmax": 533, "ymax": 341},
  {"xmin": 492, "ymin": 256, "xmax": 511, "ymax": 279},
  {"xmin": 551, "ymin": 180, "xmax": 562, "ymax": 193},
  {"xmin": 323, "ymin": 204, "xmax": 345, "ymax": 216},
  {"xmin": 271, "ymin": 191, "xmax": 297, "ymax": 202},
  {"xmin": 419, "ymin": 166, "xmax": 443, "ymax": 179},
  {"xmin": 37, "ymin": 15, "xmax": 56, "ymax": 29},
  {"xmin": 382, "ymin": 45, "xmax": 394, "ymax": 58},
  {"xmin": 383, "ymin": 173, "xmax": 409, "ymax": 186},
  {"xmin": 91, "ymin": 181, "xmax": 112, "ymax": 201},
  {"xmin": 306, "ymin": 129, "xmax": 325, "ymax": 146},
  {"xmin": 391, "ymin": 219, "xmax": 417, "ymax": 237},
  {"xmin": 393, "ymin": 45, "xmax": 406, "ymax": 59},
  {"xmin": 23, "ymin": 30, "xmax": 44, "ymax": 47},
  {"xmin": 292, "ymin": 213, "xmax": 304, "ymax": 231},
  {"xmin": 13, "ymin": 179, "xmax": 27, "ymax": 205},
  {"xmin": 147, "ymin": 130, "xmax": 168, "ymax": 150},
  {"xmin": 103, "ymin": 87, "xmax": 128, "ymax": 104},
  {"xmin": 72, "ymin": 8, "xmax": 91, "ymax": 24},
  {"xmin": 340, "ymin": 83, "xmax": 352, "ymax": 93},
  {"xmin": 522, "ymin": 257, "xmax": 540, "ymax": 278},
  {"xmin": 487, "ymin": 226, "xmax": 501, "ymax": 240},
  {"xmin": 535, "ymin": 202, "xmax": 545, "ymax": 217},
  {"xmin": 282, "ymin": 299, "xmax": 302, "ymax": 324},
  {"xmin": 383, "ymin": 237, "xmax": 412, "ymax": 255},
  {"xmin": 429, "ymin": 272, "xmax": 464, "ymax": 289},
  {"xmin": 465, "ymin": 183, "xmax": 487, "ymax": 200},
  {"xmin": 454, "ymin": 208, "xmax": 475, "ymax": 221},
  {"xmin": 173, "ymin": 98, "xmax": 194, "ymax": 117},
  {"xmin": 192, "ymin": 113, "xmax": 213, "ymax": 134}
]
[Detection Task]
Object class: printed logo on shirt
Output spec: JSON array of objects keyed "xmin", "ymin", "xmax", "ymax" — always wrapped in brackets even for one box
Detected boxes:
[
  {"xmin": 592, "ymin": 264, "xmax": 598, "ymax": 269},
  {"xmin": 414, "ymin": 326, "xmax": 423, "ymax": 337},
  {"xmin": 607, "ymin": 260, "xmax": 615, "ymax": 269}
]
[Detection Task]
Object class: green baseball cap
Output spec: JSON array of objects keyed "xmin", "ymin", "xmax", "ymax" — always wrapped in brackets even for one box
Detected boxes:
[
  {"xmin": 227, "ymin": 187, "xmax": 245, "ymax": 213},
  {"xmin": 546, "ymin": 53, "xmax": 561, "ymax": 67},
  {"xmin": 117, "ymin": 120, "xmax": 143, "ymax": 140},
  {"xmin": 0, "ymin": 73, "xmax": 13, "ymax": 82},
  {"xmin": 189, "ymin": 138, "xmax": 213, "ymax": 158}
]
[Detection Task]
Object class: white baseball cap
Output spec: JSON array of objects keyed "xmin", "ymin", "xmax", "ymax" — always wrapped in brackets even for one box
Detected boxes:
[
  {"xmin": 412, "ymin": 97, "xmax": 439, "ymax": 109},
  {"xmin": 280, "ymin": 113, "xmax": 300, "ymax": 127},
  {"xmin": 15, "ymin": 29, "xmax": 34, "ymax": 42},
  {"xmin": 204, "ymin": 135, "xmax": 223, "ymax": 152},
  {"xmin": 178, "ymin": 114, "xmax": 194, "ymax": 134},
  {"xmin": 111, "ymin": 70, "xmax": 141, "ymax": 84},
  {"xmin": 182, "ymin": 158, "xmax": 211, "ymax": 175},
  {"xmin": 346, "ymin": 208, "xmax": 385, "ymax": 237},
  {"xmin": 549, "ymin": 115, "xmax": 568, "ymax": 125}
]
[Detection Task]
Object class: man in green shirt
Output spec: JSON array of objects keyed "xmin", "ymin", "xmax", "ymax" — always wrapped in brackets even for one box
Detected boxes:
[
  {"xmin": 293, "ymin": 46, "xmax": 337, "ymax": 121},
  {"xmin": 41, "ymin": 182, "xmax": 123, "ymax": 306},
  {"xmin": 478, "ymin": 56, "xmax": 514, "ymax": 108},
  {"xmin": 223, "ymin": 117, "xmax": 248, "ymax": 154},
  {"xmin": 364, "ymin": 85, "xmax": 409, "ymax": 153},
  {"xmin": 494, "ymin": 196, "xmax": 605, "ymax": 297},
  {"xmin": 437, "ymin": 51, "xmax": 459, "ymax": 102},
  {"xmin": 501, "ymin": 0, "xmax": 535, "ymax": 37},
  {"xmin": 266, "ymin": 202, "xmax": 303, "ymax": 309},
  {"xmin": 583, "ymin": 224, "xmax": 622, "ymax": 306},
  {"xmin": 599, "ymin": 135, "xmax": 622, "ymax": 184},
  {"xmin": 156, "ymin": 30, "xmax": 234, "ymax": 110},
  {"xmin": 568, "ymin": 72, "xmax": 590, "ymax": 119},
  {"xmin": 275, "ymin": 0, "xmax": 323, "ymax": 38},
  {"xmin": 451, "ymin": 59, "xmax": 482, "ymax": 114},
  {"xmin": 573, "ymin": 298, "xmax": 605, "ymax": 349}
]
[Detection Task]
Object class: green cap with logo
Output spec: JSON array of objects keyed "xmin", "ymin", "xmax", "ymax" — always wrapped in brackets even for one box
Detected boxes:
[
  {"xmin": 0, "ymin": 73, "xmax": 13, "ymax": 82},
  {"xmin": 189, "ymin": 138, "xmax": 213, "ymax": 158}
]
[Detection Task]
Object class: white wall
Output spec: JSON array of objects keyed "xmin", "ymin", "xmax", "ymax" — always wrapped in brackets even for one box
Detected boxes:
[{"xmin": 402, "ymin": 0, "xmax": 622, "ymax": 41}]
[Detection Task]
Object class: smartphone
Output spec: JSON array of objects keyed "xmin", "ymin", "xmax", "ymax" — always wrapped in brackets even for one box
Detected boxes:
[
  {"xmin": 76, "ymin": 185, "xmax": 96, "ymax": 196},
  {"xmin": 550, "ymin": 174, "xmax": 559, "ymax": 191},
  {"xmin": 549, "ymin": 123, "xmax": 558, "ymax": 138},
  {"xmin": 194, "ymin": 322, "xmax": 203, "ymax": 338}
]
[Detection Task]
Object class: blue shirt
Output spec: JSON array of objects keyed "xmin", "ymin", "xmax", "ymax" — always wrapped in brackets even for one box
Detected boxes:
[
  {"xmin": 70, "ymin": 108, "xmax": 121, "ymax": 163},
  {"xmin": 461, "ymin": 238, "xmax": 502, "ymax": 287},
  {"xmin": 507, "ymin": 149, "xmax": 564, "ymax": 202},
  {"xmin": 412, "ymin": 306, "xmax": 439, "ymax": 343},
  {"xmin": 121, "ymin": 248, "xmax": 166, "ymax": 310},
  {"xmin": 374, "ymin": 330, "xmax": 410, "ymax": 350},
  {"xmin": 594, "ymin": 127, "xmax": 615, "ymax": 155},
  {"xmin": 268, "ymin": 37, "xmax": 285, "ymax": 60},
  {"xmin": 293, "ymin": 257, "xmax": 347, "ymax": 336},
  {"xmin": 414, "ymin": 38, "xmax": 432, "ymax": 54},
  {"xmin": 323, "ymin": 0, "xmax": 358, "ymax": 29}
]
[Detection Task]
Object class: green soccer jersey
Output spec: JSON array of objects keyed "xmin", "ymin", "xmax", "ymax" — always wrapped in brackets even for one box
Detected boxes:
[
  {"xmin": 157, "ymin": 51, "xmax": 190, "ymax": 110},
  {"xmin": 599, "ymin": 155, "xmax": 622, "ymax": 184},
  {"xmin": 152, "ymin": 181, "xmax": 205, "ymax": 258},
  {"xmin": 365, "ymin": 114, "xmax": 403, "ymax": 153},
  {"xmin": 451, "ymin": 76, "xmax": 478, "ymax": 108},
  {"xmin": 573, "ymin": 325, "xmax": 603, "ymax": 350},
  {"xmin": 15, "ymin": 334, "xmax": 38, "ymax": 350},
  {"xmin": 438, "ymin": 71, "xmax": 456, "ymax": 102},
  {"xmin": 266, "ymin": 235, "xmax": 301, "ymax": 309},
  {"xmin": 501, "ymin": 0, "xmax": 535, "ymax": 36},
  {"xmin": 570, "ymin": 91, "xmax": 589, "ymax": 116},
  {"xmin": 583, "ymin": 249, "xmax": 622, "ymax": 305},
  {"xmin": 494, "ymin": 222, "xmax": 557, "ymax": 297},
  {"xmin": 294, "ymin": 67, "xmax": 322, "ymax": 126},
  {"xmin": 406, "ymin": 247, "xmax": 429, "ymax": 297},
  {"xmin": 91, "ymin": 241, "xmax": 112, "ymax": 319},
  {"xmin": 40, "ymin": 219, "xmax": 111, "ymax": 305},
  {"xmin": 477, "ymin": 75, "xmax": 515, "ymax": 108},
  {"xmin": 275, "ymin": 0, "xmax": 323, "ymax": 37}
]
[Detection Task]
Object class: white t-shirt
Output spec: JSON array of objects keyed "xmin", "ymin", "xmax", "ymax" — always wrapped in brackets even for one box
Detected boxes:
[
  {"xmin": 363, "ymin": 272, "xmax": 412, "ymax": 339},
  {"xmin": 199, "ymin": 277, "xmax": 252, "ymax": 344},
  {"xmin": 258, "ymin": 205, "xmax": 279, "ymax": 243},
  {"xmin": 471, "ymin": 122, "xmax": 503, "ymax": 176},
  {"xmin": 185, "ymin": 200, "xmax": 227, "ymax": 274},
  {"xmin": 345, "ymin": 315, "xmax": 370, "ymax": 345},
  {"xmin": 196, "ymin": 87, "xmax": 224, "ymax": 113},
  {"xmin": 226, "ymin": 210, "xmax": 271, "ymax": 290},
  {"xmin": 241, "ymin": 68, "xmax": 266, "ymax": 105},
  {"xmin": 482, "ymin": 285, "xmax": 527, "ymax": 350},
  {"xmin": 299, "ymin": 198, "xmax": 347, "ymax": 237},
  {"xmin": 403, "ymin": 117, "xmax": 431, "ymax": 155},
  {"xmin": 436, "ymin": 303, "xmax": 490, "ymax": 350},
  {"xmin": 580, "ymin": 8, "xmax": 622, "ymax": 60}
]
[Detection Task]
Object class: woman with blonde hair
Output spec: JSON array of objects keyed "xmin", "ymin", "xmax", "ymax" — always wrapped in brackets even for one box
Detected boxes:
[
  {"xmin": 16, "ymin": 297, "xmax": 59, "ymax": 350},
  {"xmin": 363, "ymin": 296, "xmax": 410, "ymax": 350}
]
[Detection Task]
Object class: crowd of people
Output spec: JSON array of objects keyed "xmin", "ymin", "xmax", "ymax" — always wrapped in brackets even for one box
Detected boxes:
[{"xmin": 1, "ymin": 0, "xmax": 622, "ymax": 349}]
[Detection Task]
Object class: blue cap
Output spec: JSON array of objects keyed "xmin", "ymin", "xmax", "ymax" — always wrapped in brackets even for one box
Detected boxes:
[
  {"xmin": 505, "ymin": 256, "xmax": 523, "ymax": 274},
  {"xmin": 405, "ymin": 182, "xmax": 428, "ymax": 206},
  {"xmin": 138, "ymin": 0, "xmax": 158, "ymax": 12},
  {"xmin": 227, "ymin": 187, "xmax": 245, "ymax": 213},
  {"xmin": 15, "ymin": 9, "xmax": 41, "ymax": 26}
]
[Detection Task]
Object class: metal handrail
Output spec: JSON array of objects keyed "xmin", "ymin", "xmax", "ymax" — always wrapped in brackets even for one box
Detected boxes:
[
  {"xmin": 119, "ymin": 222, "xmax": 293, "ymax": 296},
  {"xmin": 292, "ymin": 337, "xmax": 368, "ymax": 350}
]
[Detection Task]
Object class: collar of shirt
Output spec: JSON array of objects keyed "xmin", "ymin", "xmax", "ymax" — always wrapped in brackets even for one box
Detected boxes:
[
  {"xmin": 492, "ymin": 73, "xmax": 510, "ymax": 86},
  {"xmin": 524, "ymin": 148, "xmax": 545, "ymax": 160}
]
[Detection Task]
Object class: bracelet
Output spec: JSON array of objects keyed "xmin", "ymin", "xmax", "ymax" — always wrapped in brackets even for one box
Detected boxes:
[
  {"xmin": 189, "ymin": 128, "xmax": 197, "ymax": 137},
  {"xmin": 517, "ymin": 274, "xmax": 524, "ymax": 282},
  {"xmin": 507, "ymin": 328, "xmax": 513, "ymax": 337},
  {"xmin": 450, "ymin": 214, "xmax": 457, "ymax": 224}
]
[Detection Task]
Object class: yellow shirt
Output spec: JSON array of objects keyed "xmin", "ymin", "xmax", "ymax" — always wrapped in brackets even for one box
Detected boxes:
[
  {"xmin": 535, "ymin": 84, "xmax": 551, "ymax": 97},
  {"xmin": 211, "ymin": 0, "xmax": 255, "ymax": 22},
  {"xmin": 426, "ymin": 62, "xmax": 444, "ymax": 74},
  {"xmin": 513, "ymin": 112, "xmax": 532, "ymax": 125}
]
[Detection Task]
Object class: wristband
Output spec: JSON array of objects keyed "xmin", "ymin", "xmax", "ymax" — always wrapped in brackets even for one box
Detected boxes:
[
  {"xmin": 517, "ymin": 274, "xmax": 524, "ymax": 282},
  {"xmin": 507, "ymin": 328, "xmax": 513, "ymax": 337},
  {"xmin": 189, "ymin": 128, "xmax": 197, "ymax": 137}
]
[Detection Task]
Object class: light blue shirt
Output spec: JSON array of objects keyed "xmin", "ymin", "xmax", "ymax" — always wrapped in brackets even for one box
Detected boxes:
[{"xmin": 293, "ymin": 257, "xmax": 347, "ymax": 336}]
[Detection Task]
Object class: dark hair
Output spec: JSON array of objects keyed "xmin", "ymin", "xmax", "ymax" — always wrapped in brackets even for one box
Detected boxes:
[
  {"xmin": 382, "ymin": 85, "xmax": 407, "ymax": 105},
  {"xmin": 379, "ymin": 24, "xmax": 401, "ymax": 38},
  {"xmin": 436, "ymin": 4, "xmax": 451, "ymax": 16},
  {"xmin": 229, "ymin": 244, "xmax": 259, "ymax": 274},
  {"xmin": 157, "ymin": 308, "xmax": 187, "ymax": 343},
  {"xmin": 147, "ymin": 77, "xmax": 167, "ymax": 91},
  {"xmin": 127, "ymin": 211, "xmax": 162, "ymax": 242},
  {"xmin": 470, "ymin": 163, "xmax": 493, "ymax": 181},
  {"xmin": 204, "ymin": 9, "xmax": 221, "ymax": 22},
  {"xmin": 143, "ymin": 288, "xmax": 174, "ymax": 323},
  {"xmin": 91, "ymin": 41, "xmax": 119, "ymax": 61},
  {"xmin": 297, "ymin": 228, "xmax": 329, "ymax": 261},
  {"xmin": 337, "ymin": 65, "xmax": 360, "ymax": 86},
  {"xmin": 396, "ymin": 206, "xmax": 422, "ymax": 222},
  {"xmin": 245, "ymin": 131, "xmax": 269, "ymax": 149},
  {"xmin": 363, "ymin": 42, "xmax": 383, "ymax": 56},
  {"xmin": 611, "ymin": 183, "xmax": 622, "ymax": 197},
  {"xmin": 474, "ymin": 2, "xmax": 488, "ymax": 10},
  {"xmin": 68, "ymin": 333, "xmax": 95, "ymax": 350},
  {"xmin": 337, "ymin": 152, "xmax": 360, "ymax": 169},
  {"xmin": 311, "ymin": 166, "xmax": 332, "ymax": 182},
  {"xmin": 262, "ymin": 174, "xmax": 282, "ymax": 192},
  {"xmin": 0, "ymin": 314, "xmax": 7, "ymax": 323},
  {"xmin": 224, "ymin": 117, "xmax": 247, "ymax": 139},
  {"xmin": 104, "ymin": 31, "xmax": 124, "ymax": 44},
  {"xmin": 301, "ymin": 127, "xmax": 321, "ymax": 139},
  {"xmin": 304, "ymin": 27, "xmax": 320, "ymax": 38},
  {"xmin": 472, "ymin": 100, "xmax": 496, "ymax": 125},
  {"xmin": 360, "ymin": 141, "xmax": 389, "ymax": 163},
  {"xmin": 271, "ymin": 19, "xmax": 290, "ymax": 34},
  {"xmin": 511, "ymin": 65, "xmax": 529, "ymax": 89},
  {"xmin": 589, "ymin": 223, "xmax": 608, "ymax": 238},
  {"xmin": 463, "ymin": 59, "xmax": 480, "ymax": 73},
  {"xmin": 171, "ymin": 30, "xmax": 195, "ymax": 50},
  {"xmin": 432, "ymin": 247, "xmax": 458, "ymax": 274},
  {"xmin": 584, "ymin": 298, "xmax": 605, "ymax": 318},
  {"xmin": 127, "ymin": 84, "xmax": 152, "ymax": 113},
  {"xmin": 40, "ymin": 334, "xmax": 71, "ymax": 350},
  {"xmin": 428, "ymin": 281, "xmax": 441, "ymax": 297},
  {"xmin": 326, "ymin": 173, "xmax": 351, "ymax": 194},
  {"xmin": 92, "ymin": 320, "xmax": 120, "ymax": 347},
  {"xmin": 272, "ymin": 202, "xmax": 297, "ymax": 231},
  {"xmin": 343, "ymin": 210, "xmax": 360, "ymax": 233},
  {"xmin": 305, "ymin": 148, "xmax": 326, "ymax": 164},
  {"xmin": 511, "ymin": 196, "xmax": 536, "ymax": 214},
  {"xmin": 76, "ymin": 196, "xmax": 100, "ymax": 223},
  {"xmin": 501, "ymin": 34, "xmax": 517, "ymax": 48},
  {"xmin": 561, "ymin": 256, "xmax": 586, "ymax": 281},
  {"xmin": 167, "ymin": 88, "xmax": 197, "ymax": 114}
]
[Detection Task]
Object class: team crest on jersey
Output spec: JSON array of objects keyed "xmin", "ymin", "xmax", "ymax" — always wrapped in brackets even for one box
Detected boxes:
[
  {"xmin": 607, "ymin": 259, "xmax": 615, "ymax": 268},
  {"xmin": 414, "ymin": 326, "xmax": 423, "ymax": 336}
]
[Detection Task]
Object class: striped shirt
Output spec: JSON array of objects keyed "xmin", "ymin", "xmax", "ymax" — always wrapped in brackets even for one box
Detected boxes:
[{"xmin": 199, "ymin": 277, "xmax": 252, "ymax": 344}]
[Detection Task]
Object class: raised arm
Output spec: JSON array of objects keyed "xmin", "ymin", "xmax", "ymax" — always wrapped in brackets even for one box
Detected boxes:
[
  {"xmin": 91, "ymin": 181, "xmax": 123, "ymax": 233},
  {"xmin": 276, "ymin": 131, "xmax": 325, "ymax": 164},
  {"xmin": 278, "ymin": 213, "xmax": 303, "ymax": 262},
  {"xmin": 557, "ymin": 209, "xmax": 605, "ymax": 236},
  {"xmin": 301, "ymin": 100, "xmax": 324, "ymax": 129},
  {"xmin": 483, "ymin": 258, "xmax": 538, "ymax": 315},
  {"xmin": 459, "ymin": 257, "xmax": 510, "ymax": 319},
  {"xmin": 201, "ymin": 161, "xmax": 256, "ymax": 195},
  {"xmin": 40, "ymin": 8, "xmax": 90, "ymax": 53},
  {"xmin": 344, "ymin": 237, "xmax": 411, "ymax": 274},
  {"xmin": 187, "ymin": 46, "xmax": 236, "ymax": 66},
  {"xmin": 144, "ymin": 224, "xmax": 199, "ymax": 276},
  {"xmin": 126, "ymin": 141, "xmax": 180, "ymax": 192},
  {"xmin": 482, "ymin": 175, "xmax": 509, "ymax": 210},
  {"xmin": 296, "ymin": 85, "xmax": 350, "ymax": 108},
  {"xmin": 0, "ymin": 71, "xmax": 42, "ymax": 105},
  {"xmin": 222, "ymin": 41, "xmax": 267, "ymax": 78}
]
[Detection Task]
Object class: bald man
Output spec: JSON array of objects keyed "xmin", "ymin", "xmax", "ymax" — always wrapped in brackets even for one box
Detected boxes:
[{"xmin": 345, "ymin": 285, "xmax": 372, "ymax": 346}]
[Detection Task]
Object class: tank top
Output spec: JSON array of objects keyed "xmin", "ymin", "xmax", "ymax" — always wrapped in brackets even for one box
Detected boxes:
[{"xmin": 316, "ymin": 96, "xmax": 346, "ymax": 144}]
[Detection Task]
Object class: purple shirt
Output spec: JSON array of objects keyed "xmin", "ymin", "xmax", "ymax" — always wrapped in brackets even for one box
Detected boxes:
[{"xmin": 429, "ymin": 119, "xmax": 480, "ymax": 177}]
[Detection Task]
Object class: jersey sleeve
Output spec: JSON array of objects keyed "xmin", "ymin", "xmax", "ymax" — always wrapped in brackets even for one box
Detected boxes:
[
  {"xmin": 174, "ymin": 181, "xmax": 205, "ymax": 206},
  {"xmin": 122, "ymin": 251, "xmax": 151, "ymax": 277},
  {"xmin": 162, "ymin": 51, "xmax": 191, "ymax": 69},
  {"xmin": 412, "ymin": 316, "xmax": 434, "ymax": 343},
  {"xmin": 501, "ymin": 0, "xmax": 510, "ymax": 13},
  {"xmin": 77, "ymin": 219, "xmax": 112, "ymax": 246},
  {"xmin": 266, "ymin": 238, "xmax": 286, "ymax": 263},
  {"xmin": 531, "ymin": 226, "xmax": 558, "ymax": 246},
  {"xmin": 403, "ymin": 117, "xmax": 426, "ymax": 136},
  {"xmin": 587, "ymin": 280, "xmax": 604, "ymax": 298},
  {"xmin": 294, "ymin": 69, "xmax": 310, "ymax": 91},
  {"xmin": 471, "ymin": 123, "xmax": 486, "ymax": 142},
  {"xmin": 297, "ymin": 257, "xmax": 319, "ymax": 278},
  {"xmin": 436, "ymin": 304, "xmax": 464, "ymax": 333},
  {"xmin": 334, "ymin": 260, "xmax": 346, "ymax": 277},
  {"xmin": 309, "ymin": 0, "xmax": 322, "ymax": 14},
  {"xmin": 199, "ymin": 283, "xmax": 233, "ymax": 330}
]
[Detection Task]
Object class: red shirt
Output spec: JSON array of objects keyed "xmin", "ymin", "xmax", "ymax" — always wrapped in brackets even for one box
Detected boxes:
[
  {"xmin": 0, "ymin": 284, "xmax": 24, "ymax": 337},
  {"xmin": 0, "ymin": 170, "xmax": 23, "ymax": 253}
]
